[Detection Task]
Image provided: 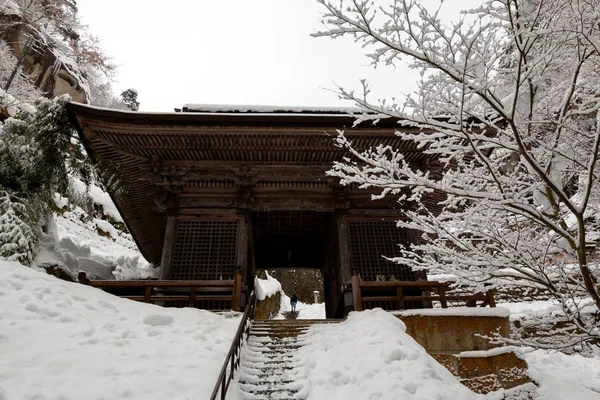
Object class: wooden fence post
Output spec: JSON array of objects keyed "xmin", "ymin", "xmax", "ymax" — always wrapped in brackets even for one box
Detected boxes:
[
  {"xmin": 189, "ymin": 286, "xmax": 197, "ymax": 308},
  {"xmin": 486, "ymin": 290, "xmax": 496, "ymax": 307},
  {"xmin": 144, "ymin": 286, "xmax": 152, "ymax": 303},
  {"xmin": 352, "ymin": 276, "xmax": 363, "ymax": 311},
  {"xmin": 439, "ymin": 286, "xmax": 448, "ymax": 308},
  {"xmin": 396, "ymin": 286, "xmax": 405, "ymax": 309}
]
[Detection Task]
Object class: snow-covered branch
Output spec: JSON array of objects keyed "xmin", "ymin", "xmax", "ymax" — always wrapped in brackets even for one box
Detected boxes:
[{"xmin": 316, "ymin": 0, "xmax": 600, "ymax": 347}]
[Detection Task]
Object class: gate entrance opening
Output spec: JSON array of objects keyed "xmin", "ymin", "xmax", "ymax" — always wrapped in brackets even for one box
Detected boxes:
[{"xmin": 253, "ymin": 211, "xmax": 333, "ymax": 270}]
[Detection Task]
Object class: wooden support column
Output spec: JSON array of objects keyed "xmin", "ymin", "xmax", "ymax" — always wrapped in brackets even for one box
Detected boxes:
[
  {"xmin": 159, "ymin": 216, "xmax": 177, "ymax": 280},
  {"xmin": 337, "ymin": 216, "xmax": 354, "ymax": 314},
  {"xmin": 232, "ymin": 273, "xmax": 242, "ymax": 311},
  {"xmin": 235, "ymin": 215, "xmax": 249, "ymax": 310}
]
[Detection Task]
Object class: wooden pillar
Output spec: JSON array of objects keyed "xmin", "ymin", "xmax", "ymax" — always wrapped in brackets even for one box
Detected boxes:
[
  {"xmin": 159, "ymin": 216, "xmax": 177, "ymax": 280},
  {"xmin": 236, "ymin": 215, "xmax": 249, "ymax": 309},
  {"xmin": 337, "ymin": 216, "xmax": 354, "ymax": 314},
  {"xmin": 247, "ymin": 214, "xmax": 256, "ymax": 295},
  {"xmin": 232, "ymin": 273, "xmax": 242, "ymax": 311}
]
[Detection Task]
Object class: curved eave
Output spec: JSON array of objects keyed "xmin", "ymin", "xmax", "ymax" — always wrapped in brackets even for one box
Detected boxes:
[{"xmin": 66, "ymin": 104, "xmax": 158, "ymax": 264}]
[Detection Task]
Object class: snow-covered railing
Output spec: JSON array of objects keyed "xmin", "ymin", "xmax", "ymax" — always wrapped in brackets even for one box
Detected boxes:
[
  {"xmin": 352, "ymin": 276, "xmax": 495, "ymax": 311},
  {"xmin": 78, "ymin": 273, "xmax": 242, "ymax": 311},
  {"xmin": 210, "ymin": 291, "xmax": 256, "ymax": 400}
]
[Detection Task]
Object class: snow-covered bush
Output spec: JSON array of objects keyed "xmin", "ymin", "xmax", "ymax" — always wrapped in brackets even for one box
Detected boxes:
[
  {"xmin": 316, "ymin": 0, "xmax": 600, "ymax": 348},
  {"xmin": 0, "ymin": 190, "xmax": 42, "ymax": 265}
]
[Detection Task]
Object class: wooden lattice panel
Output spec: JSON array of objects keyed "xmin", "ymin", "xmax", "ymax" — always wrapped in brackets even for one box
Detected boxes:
[
  {"xmin": 171, "ymin": 220, "xmax": 238, "ymax": 280},
  {"xmin": 348, "ymin": 220, "xmax": 417, "ymax": 281}
]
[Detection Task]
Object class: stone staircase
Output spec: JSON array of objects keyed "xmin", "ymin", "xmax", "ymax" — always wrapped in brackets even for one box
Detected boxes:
[{"xmin": 236, "ymin": 319, "xmax": 336, "ymax": 400}]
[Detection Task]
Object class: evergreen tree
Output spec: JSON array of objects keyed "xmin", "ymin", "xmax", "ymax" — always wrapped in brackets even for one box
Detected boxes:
[
  {"xmin": 0, "ymin": 95, "xmax": 97, "ymax": 263},
  {"xmin": 120, "ymin": 89, "xmax": 139, "ymax": 111}
]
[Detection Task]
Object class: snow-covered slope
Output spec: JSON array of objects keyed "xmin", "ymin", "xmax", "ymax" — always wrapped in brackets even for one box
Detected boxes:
[
  {"xmin": 35, "ymin": 180, "xmax": 157, "ymax": 281},
  {"xmin": 0, "ymin": 260, "xmax": 239, "ymax": 400}
]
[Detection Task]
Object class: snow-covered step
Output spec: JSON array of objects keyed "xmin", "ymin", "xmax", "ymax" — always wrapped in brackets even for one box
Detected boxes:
[{"xmin": 236, "ymin": 319, "xmax": 339, "ymax": 399}]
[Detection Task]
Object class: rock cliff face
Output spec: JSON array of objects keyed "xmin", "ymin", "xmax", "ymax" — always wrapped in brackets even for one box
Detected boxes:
[{"xmin": 0, "ymin": 6, "xmax": 88, "ymax": 103}]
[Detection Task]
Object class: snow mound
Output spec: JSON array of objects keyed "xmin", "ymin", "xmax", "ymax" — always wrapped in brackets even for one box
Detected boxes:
[
  {"xmin": 254, "ymin": 271, "xmax": 282, "ymax": 300},
  {"xmin": 0, "ymin": 260, "xmax": 239, "ymax": 400},
  {"xmin": 298, "ymin": 309, "xmax": 490, "ymax": 400}
]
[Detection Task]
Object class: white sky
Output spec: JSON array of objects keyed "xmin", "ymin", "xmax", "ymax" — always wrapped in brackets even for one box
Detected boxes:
[{"xmin": 76, "ymin": 0, "xmax": 482, "ymax": 112}]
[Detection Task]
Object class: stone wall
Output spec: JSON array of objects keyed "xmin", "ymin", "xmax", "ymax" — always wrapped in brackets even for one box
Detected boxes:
[
  {"xmin": 255, "ymin": 291, "xmax": 281, "ymax": 320},
  {"xmin": 398, "ymin": 314, "xmax": 511, "ymax": 353}
]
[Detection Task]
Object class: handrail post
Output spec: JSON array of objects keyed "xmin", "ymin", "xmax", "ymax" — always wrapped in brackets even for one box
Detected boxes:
[
  {"xmin": 352, "ymin": 276, "xmax": 363, "ymax": 311},
  {"xmin": 144, "ymin": 286, "xmax": 152, "ymax": 303}
]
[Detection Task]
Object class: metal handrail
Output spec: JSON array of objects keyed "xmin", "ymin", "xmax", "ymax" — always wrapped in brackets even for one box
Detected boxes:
[{"xmin": 209, "ymin": 291, "xmax": 256, "ymax": 400}]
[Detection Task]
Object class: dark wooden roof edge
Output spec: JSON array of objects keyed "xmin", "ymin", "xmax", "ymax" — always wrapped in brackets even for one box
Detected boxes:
[
  {"xmin": 67, "ymin": 103, "xmax": 159, "ymax": 264},
  {"xmin": 179, "ymin": 104, "xmax": 365, "ymax": 114},
  {"xmin": 66, "ymin": 102, "xmax": 412, "ymax": 129}
]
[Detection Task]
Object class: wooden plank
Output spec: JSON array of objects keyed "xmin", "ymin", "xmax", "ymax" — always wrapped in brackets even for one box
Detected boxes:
[
  {"xmin": 402, "ymin": 295, "xmax": 488, "ymax": 301},
  {"xmin": 360, "ymin": 281, "xmax": 450, "ymax": 288},
  {"xmin": 361, "ymin": 296, "xmax": 400, "ymax": 302},
  {"xmin": 352, "ymin": 276, "xmax": 363, "ymax": 311},
  {"xmin": 124, "ymin": 295, "xmax": 233, "ymax": 302},
  {"xmin": 159, "ymin": 216, "xmax": 177, "ymax": 280},
  {"xmin": 88, "ymin": 280, "xmax": 235, "ymax": 288},
  {"xmin": 144, "ymin": 286, "xmax": 152, "ymax": 303}
]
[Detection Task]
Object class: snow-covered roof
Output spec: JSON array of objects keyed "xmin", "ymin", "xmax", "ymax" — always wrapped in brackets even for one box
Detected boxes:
[{"xmin": 180, "ymin": 103, "xmax": 364, "ymax": 114}]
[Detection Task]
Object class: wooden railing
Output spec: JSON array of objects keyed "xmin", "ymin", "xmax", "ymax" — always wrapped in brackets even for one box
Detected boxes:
[
  {"xmin": 352, "ymin": 276, "xmax": 495, "ymax": 311},
  {"xmin": 210, "ymin": 292, "xmax": 256, "ymax": 400},
  {"xmin": 79, "ymin": 273, "xmax": 242, "ymax": 311}
]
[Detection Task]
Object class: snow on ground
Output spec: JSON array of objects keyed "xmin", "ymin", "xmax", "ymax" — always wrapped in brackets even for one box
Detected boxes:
[
  {"xmin": 497, "ymin": 299, "xmax": 563, "ymax": 321},
  {"xmin": 520, "ymin": 349, "xmax": 600, "ymax": 399},
  {"xmin": 275, "ymin": 292, "xmax": 326, "ymax": 319},
  {"xmin": 298, "ymin": 309, "xmax": 493, "ymax": 400},
  {"xmin": 0, "ymin": 260, "xmax": 239, "ymax": 400}
]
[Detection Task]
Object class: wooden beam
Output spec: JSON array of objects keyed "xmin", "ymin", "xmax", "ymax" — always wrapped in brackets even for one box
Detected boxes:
[{"xmin": 88, "ymin": 280, "xmax": 236, "ymax": 288}]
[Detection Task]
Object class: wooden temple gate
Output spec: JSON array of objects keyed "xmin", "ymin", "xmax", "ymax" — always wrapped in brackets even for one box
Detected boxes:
[{"xmin": 68, "ymin": 104, "xmax": 449, "ymax": 317}]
